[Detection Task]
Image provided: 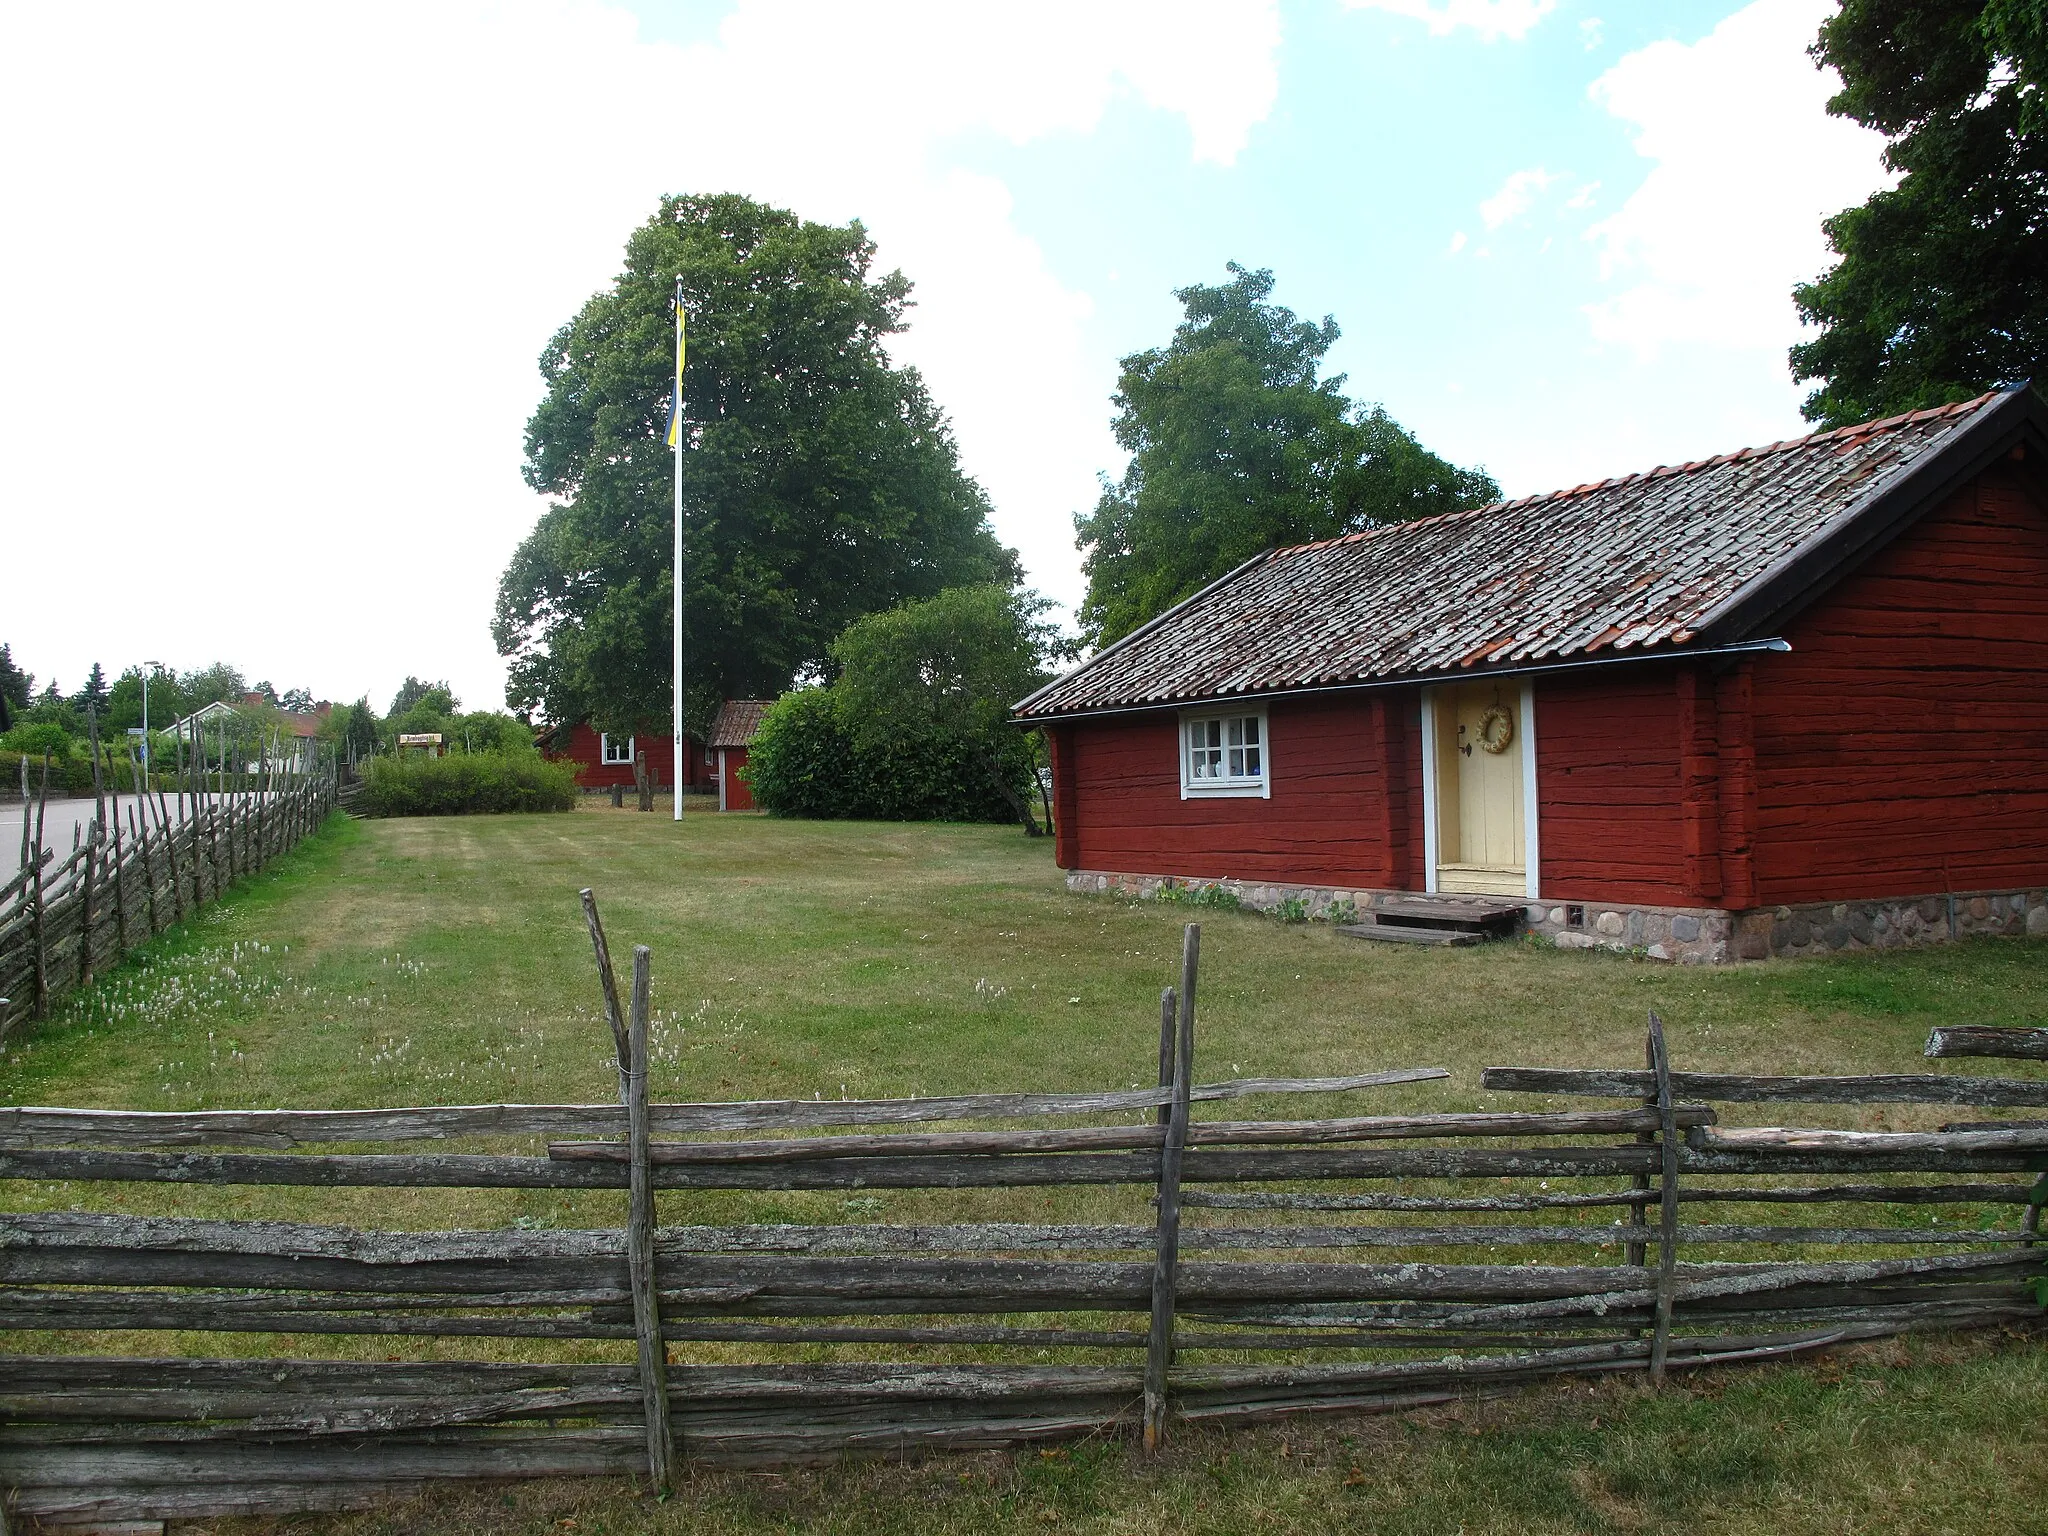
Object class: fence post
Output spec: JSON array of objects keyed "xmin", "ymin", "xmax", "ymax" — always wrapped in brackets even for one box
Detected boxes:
[
  {"xmin": 1647, "ymin": 1012, "xmax": 1679, "ymax": 1381},
  {"xmin": 1155, "ymin": 986, "xmax": 1176, "ymax": 1127},
  {"xmin": 580, "ymin": 889, "xmax": 632, "ymax": 1105},
  {"xmin": 29, "ymin": 758, "xmax": 49, "ymax": 1021},
  {"xmin": 1144, "ymin": 923, "xmax": 1198, "ymax": 1452},
  {"xmin": 627, "ymin": 945, "xmax": 675, "ymax": 1493}
]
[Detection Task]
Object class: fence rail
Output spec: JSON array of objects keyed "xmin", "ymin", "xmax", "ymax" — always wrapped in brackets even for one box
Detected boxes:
[
  {"xmin": 0, "ymin": 915, "xmax": 2041, "ymax": 1525},
  {"xmin": 1, "ymin": 709, "xmax": 337, "ymax": 1037}
]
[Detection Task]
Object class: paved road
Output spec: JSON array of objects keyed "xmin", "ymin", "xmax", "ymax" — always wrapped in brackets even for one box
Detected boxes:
[{"xmin": 1, "ymin": 793, "xmax": 259, "ymax": 865}]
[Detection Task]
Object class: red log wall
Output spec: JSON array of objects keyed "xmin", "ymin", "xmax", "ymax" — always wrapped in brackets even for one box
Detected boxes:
[
  {"xmin": 550, "ymin": 724, "xmax": 708, "ymax": 790},
  {"xmin": 1530, "ymin": 670, "xmax": 1689, "ymax": 906},
  {"xmin": 1748, "ymin": 466, "xmax": 2048, "ymax": 903},
  {"xmin": 1059, "ymin": 693, "xmax": 1419, "ymax": 889}
]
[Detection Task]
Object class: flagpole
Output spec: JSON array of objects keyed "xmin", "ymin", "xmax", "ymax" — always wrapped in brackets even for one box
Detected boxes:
[{"xmin": 671, "ymin": 278, "xmax": 685, "ymax": 822}]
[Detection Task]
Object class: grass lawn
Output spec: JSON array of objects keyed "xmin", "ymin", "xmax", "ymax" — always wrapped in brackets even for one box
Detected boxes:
[{"xmin": 3, "ymin": 803, "xmax": 2045, "ymax": 1533}]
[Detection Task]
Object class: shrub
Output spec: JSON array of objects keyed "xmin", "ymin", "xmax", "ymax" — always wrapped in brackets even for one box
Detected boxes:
[
  {"xmin": 2, "ymin": 722, "xmax": 74, "ymax": 759},
  {"xmin": 746, "ymin": 690, "xmax": 1022, "ymax": 823},
  {"xmin": 357, "ymin": 751, "xmax": 577, "ymax": 817}
]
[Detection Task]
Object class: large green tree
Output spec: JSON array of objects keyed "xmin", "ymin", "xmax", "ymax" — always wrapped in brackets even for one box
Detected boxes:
[
  {"xmin": 829, "ymin": 584, "xmax": 1073, "ymax": 834},
  {"xmin": 1791, "ymin": 0, "xmax": 2048, "ymax": 426},
  {"xmin": 497, "ymin": 194, "xmax": 1019, "ymax": 736},
  {"xmin": 1073, "ymin": 264, "xmax": 1498, "ymax": 648}
]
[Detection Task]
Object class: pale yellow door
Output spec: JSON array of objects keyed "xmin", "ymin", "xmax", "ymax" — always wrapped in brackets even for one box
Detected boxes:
[{"xmin": 1436, "ymin": 684, "xmax": 1524, "ymax": 898}]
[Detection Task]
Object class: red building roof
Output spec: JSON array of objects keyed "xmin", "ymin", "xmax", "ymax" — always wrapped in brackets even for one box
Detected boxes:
[
  {"xmin": 1018, "ymin": 387, "xmax": 2045, "ymax": 720},
  {"xmin": 707, "ymin": 699, "xmax": 773, "ymax": 750}
]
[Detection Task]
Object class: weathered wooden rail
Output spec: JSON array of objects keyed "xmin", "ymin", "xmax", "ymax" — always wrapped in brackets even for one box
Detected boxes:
[
  {"xmin": 0, "ymin": 915, "xmax": 2041, "ymax": 1525},
  {"xmin": 1, "ymin": 710, "xmax": 336, "ymax": 1037}
]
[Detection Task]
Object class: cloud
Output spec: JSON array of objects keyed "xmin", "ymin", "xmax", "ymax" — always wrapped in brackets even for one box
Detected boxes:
[
  {"xmin": 0, "ymin": 0, "xmax": 1280, "ymax": 710},
  {"xmin": 1479, "ymin": 166, "xmax": 1560, "ymax": 229},
  {"xmin": 1447, "ymin": 230, "xmax": 1469, "ymax": 254},
  {"xmin": 1345, "ymin": 0, "xmax": 1557, "ymax": 41},
  {"xmin": 1581, "ymin": 0, "xmax": 1891, "ymax": 359}
]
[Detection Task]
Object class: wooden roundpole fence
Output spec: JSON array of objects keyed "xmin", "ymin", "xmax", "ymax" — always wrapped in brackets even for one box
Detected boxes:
[
  {"xmin": 1646, "ymin": 1012, "xmax": 1680, "ymax": 1381},
  {"xmin": 579, "ymin": 889, "xmax": 631, "ymax": 1105},
  {"xmin": 625, "ymin": 944, "xmax": 675, "ymax": 1492},
  {"xmin": 1144, "ymin": 922, "xmax": 1197, "ymax": 1452}
]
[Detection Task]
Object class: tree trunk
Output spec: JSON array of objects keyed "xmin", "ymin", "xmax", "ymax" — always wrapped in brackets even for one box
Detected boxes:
[{"xmin": 978, "ymin": 746, "xmax": 1040, "ymax": 837}]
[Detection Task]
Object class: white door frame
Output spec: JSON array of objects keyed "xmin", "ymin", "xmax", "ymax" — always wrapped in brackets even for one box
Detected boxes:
[
  {"xmin": 1518, "ymin": 679, "xmax": 1540, "ymax": 901},
  {"xmin": 717, "ymin": 748, "xmax": 728, "ymax": 812},
  {"xmin": 1418, "ymin": 690, "xmax": 1440, "ymax": 895},
  {"xmin": 1419, "ymin": 682, "xmax": 1540, "ymax": 899}
]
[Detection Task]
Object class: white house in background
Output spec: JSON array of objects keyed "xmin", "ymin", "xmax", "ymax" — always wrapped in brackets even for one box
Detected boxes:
[{"xmin": 167, "ymin": 695, "xmax": 328, "ymax": 771}]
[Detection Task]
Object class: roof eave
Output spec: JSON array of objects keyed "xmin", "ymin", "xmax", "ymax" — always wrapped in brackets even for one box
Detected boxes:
[
  {"xmin": 1008, "ymin": 547, "xmax": 1278, "ymax": 718},
  {"xmin": 1014, "ymin": 636, "xmax": 1793, "ymax": 725},
  {"xmin": 1693, "ymin": 383, "xmax": 2048, "ymax": 646}
]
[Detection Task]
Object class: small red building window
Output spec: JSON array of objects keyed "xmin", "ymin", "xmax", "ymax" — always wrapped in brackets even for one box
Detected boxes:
[
  {"xmin": 600, "ymin": 733, "xmax": 634, "ymax": 766},
  {"xmin": 1180, "ymin": 708, "xmax": 1269, "ymax": 799}
]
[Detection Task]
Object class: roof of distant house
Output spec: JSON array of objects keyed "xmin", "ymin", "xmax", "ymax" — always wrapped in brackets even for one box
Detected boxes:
[
  {"xmin": 1016, "ymin": 385, "xmax": 2046, "ymax": 721},
  {"xmin": 708, "ymin": 699, "xmax": 774, "ymax": 749}
]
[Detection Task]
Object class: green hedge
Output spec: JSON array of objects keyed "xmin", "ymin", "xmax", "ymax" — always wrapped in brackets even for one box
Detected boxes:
[
  {"xmin": 745, "ymin": 690, "xmax": 1026, "ymax": 823},
  {"xmin": 357, "ymin": 752, "xmax": 578, "ymax": 817},
  {"xmin": 0, "ymin": 749, "xmax": 182, "ymax": 798}
]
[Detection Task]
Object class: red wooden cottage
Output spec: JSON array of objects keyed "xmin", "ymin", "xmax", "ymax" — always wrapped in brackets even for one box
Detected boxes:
[
  {"xmin": 547, "ymin": 723, "xmax": 710, "ymax": 794},
  {"xmin": 1015, "ymin": 386, "xmax": 2048, "ymax": 962},
  {"xmin": 707, "ymin": 699, "xmax": 772, "ymax": 811}
]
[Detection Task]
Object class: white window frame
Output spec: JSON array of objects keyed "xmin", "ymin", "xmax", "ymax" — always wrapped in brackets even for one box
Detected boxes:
[
  {"xmin": 599, "ymin": 732, "xmax": 634, "ymax": 766},
  {"xmin": 1178, "ymin": 706, "xmax": 1270, "ymax": 799}
]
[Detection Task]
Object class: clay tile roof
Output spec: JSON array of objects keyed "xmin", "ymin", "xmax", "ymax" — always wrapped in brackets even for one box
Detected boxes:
[
  {"xmin": 1016, "ymin": 388, "xmax": 2038, "ymax": 721},
  {"xmin": 707, "ymin": 699, "xmax": 774, "ymax": 749}
]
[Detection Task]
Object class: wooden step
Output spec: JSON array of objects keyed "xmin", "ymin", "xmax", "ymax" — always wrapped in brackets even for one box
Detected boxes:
[
  {"xmin": 1369, "ymin": 896, "xmax": 1525, "ymax": 937},
  {"xmin": 1334, "ymin": 923, "xmax": 1484, "ymax": 947}
]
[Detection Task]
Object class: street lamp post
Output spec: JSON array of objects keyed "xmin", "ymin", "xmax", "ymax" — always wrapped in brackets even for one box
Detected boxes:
[{"xmin": 140, "ymin": 661, "xmax": 162, "ymax": 765}]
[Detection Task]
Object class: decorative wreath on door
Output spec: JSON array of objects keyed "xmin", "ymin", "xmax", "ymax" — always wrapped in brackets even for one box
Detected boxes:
[{"xmin": 1476, "ymin": 703, "xmax": 1515, "ymax": 755}]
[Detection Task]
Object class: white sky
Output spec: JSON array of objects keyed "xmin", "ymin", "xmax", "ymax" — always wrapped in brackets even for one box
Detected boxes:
[{"xmin": 1, "ymin": 0, "xmax": 1887, "ymax": 713}]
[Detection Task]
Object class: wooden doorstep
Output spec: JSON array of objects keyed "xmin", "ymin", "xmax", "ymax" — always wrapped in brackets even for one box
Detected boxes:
[{"xmin": 1336, "ymin": 925, "xmax": 1483, "ymax": 948}]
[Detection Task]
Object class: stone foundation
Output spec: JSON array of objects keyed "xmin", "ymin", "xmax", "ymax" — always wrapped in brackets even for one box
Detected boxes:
[{"xmin": 1065, "ymin": 869, "xmax": 2048, "ymax": 965}]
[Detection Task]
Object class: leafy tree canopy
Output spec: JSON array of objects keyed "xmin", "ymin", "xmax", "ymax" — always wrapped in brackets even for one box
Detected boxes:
[
  {"xmin": 389, "ymin": 677, "xmax": 456, "ymax": 717},
  {"xmin": 1791, "ymin": 0, "xmax": 2048, "ymax": 425},
  {"xmin": 1073, "ymin": 264, "xmax": 1499, "ymax": 648},
  {"xmin": 496, "ymin": 193, "xmax": 1019, "ymax": 738},
  {"xmin": 829, "ymin": 584, "xmax": 1073, "ymax": 833},
  {"xmin": 104, "ymin": 665, "xmax": 185, "ymax": 736},
  {"xmin": 180, "ymin": 663, "xmax": 247, "ymax": 709}
]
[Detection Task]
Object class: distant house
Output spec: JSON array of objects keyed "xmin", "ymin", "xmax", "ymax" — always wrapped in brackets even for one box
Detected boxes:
[
  {"xmin": 547, "ymin": 722, "xmax": 710, "ymax": 793},
  {"xmin": 707, "ymin": 700, "xmax": 772, "ymax": 811},
  {"xmin": 168, "ymin": 695, "xmax": 329, "ymax": 771},
  {"xmin": 1015, "ymin": 386, "xmax": 2048, "ymax": 963}
]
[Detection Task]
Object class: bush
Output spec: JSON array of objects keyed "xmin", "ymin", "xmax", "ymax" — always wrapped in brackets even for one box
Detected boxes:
[
  {"xmin": 1, "ymin": 722, "xmax": 74, "ymax": 759},
  {"xmin": 746, "ymin": 690, "xmax": 1024, "ymax": 823},
  {"xmin": 357, "ymin": 751, "xmax": 577, "ymax": 817}
]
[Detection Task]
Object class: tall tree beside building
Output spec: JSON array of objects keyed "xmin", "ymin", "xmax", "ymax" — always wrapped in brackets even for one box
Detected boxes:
[
  {"xmin": 1791, "ymin": 0, "xmax": 2048, "ymax": 426},
  {"xmin": 1074, "ymin": 265, "xmax": 1498, "ymax": 649},
  {"xmin": 496, "ymin": 193, "xmax": 1019, "ymax": 737}
]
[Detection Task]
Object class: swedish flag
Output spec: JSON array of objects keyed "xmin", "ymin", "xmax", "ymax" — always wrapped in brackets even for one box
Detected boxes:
[{"xmin": 665, "ymin": 282, "xmax": 687, "ymax": 448}]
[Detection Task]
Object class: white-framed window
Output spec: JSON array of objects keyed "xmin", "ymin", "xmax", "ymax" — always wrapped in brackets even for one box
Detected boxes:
[
  {"xmin": 1179, "ymin": 707, "xmax": 1270, "ymax": 799},
  {"xmin": 599, "ymin": 732, "xmax": 634, "ymax": 766}
]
